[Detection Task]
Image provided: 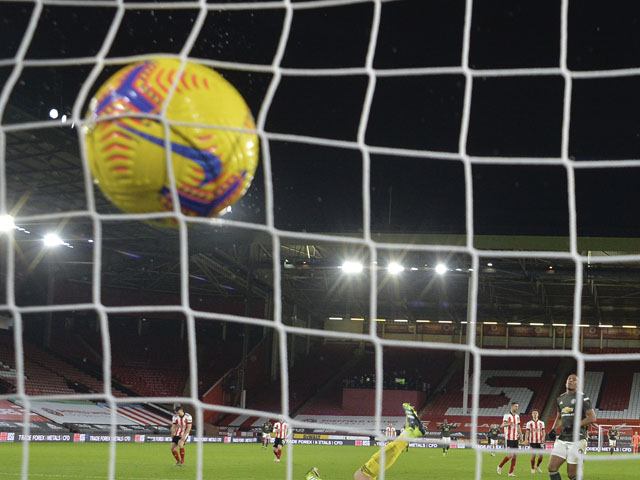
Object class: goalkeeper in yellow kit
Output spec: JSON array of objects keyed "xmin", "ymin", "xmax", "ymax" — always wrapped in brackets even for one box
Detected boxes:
[{"xmin": 305, "ymin": 403, "xmax": 427, "ymax": 480}]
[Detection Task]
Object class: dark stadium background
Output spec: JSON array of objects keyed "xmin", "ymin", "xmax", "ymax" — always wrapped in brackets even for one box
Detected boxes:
[{"xmin": 0, "ymin": 0, "xmax": 639, "ymax": 459}]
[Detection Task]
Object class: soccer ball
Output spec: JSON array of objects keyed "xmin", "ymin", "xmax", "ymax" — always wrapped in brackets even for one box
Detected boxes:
[{"xmin": 83, "ymin": 58, "xmax": 258, "ymax": 226}]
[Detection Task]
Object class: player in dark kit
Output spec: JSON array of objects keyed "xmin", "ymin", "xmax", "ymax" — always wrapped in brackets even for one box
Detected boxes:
[
  {"xmin": 262, "ymin": 420, "xmax": 273, "ymax": 449},
  {"xmin": 487, "ymin": 424, "xmax": 500, "ymax": 456},
  {"xmin": 439, "ymin": 419, "xmax": 454, "ymax": 456},
  {"xmin": 607, "ymin": 426, "xmax": 618, "ymax": 455},
  {"xmin": 547, "ymin": 374, "xmax": 597, "ymax": 480}
]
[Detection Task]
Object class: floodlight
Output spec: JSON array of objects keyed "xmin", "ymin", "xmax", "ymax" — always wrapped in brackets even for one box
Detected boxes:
[
  {"xmin": 49, "ymin": 108, "xmax": 59, "ymax": 119},
  {"xmin": 435, "ymin": 263, "xmax": 447, "ymax": 274},
  {"xmin": 0, "ymin": 215, "xmax": 15, "ymax": 232},
  {"xmin": 341, "ymin": 261, "xmax": 363, "ymax": 274},
  {"xmin": 387, "ymin": 262, "xmax": 404, "ymax": 274},
  {"xmin": 43, "ymin": 233, "xmax": 64, "ymax": 247}
]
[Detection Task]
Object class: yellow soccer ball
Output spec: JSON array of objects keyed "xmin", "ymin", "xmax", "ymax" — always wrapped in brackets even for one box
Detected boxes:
[{"xmin": 83, "ymin": 58, "xmax": 258, "ymax": 226}]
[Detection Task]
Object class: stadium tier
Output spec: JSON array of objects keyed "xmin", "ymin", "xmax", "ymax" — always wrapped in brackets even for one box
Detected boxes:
[
  {"xmin": 246, "ymin": 343, "xmax": 358, "ymax": 413},
  {"xmin": 584, "ymin": 363, "xmax": 640, "ymax": 421},
  {"xmin": 300, "ymin": 347, "xmax": 453, "ymax": 416},
  {"xmin": 0, "ymin": 330, "xmax": 129, "ymax": 397},
  {"xmin": 423, "ymin": 356, "xmax": 559, "ymax": 420}
]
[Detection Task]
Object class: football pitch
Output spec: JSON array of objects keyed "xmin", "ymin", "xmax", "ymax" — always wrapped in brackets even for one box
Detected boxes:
[{"xmin": 1, "ymin": 443, "xmax": 638, "ymax": 480}]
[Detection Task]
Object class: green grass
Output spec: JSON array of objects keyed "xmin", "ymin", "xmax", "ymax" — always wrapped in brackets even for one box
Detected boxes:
[{"xmin": 1, "ymin": 443, "xmax": 639, "ymax": 479}]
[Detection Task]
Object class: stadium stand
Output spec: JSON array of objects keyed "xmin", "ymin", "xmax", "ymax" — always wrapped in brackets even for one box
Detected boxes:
[
  {"xmin": 0, "ymin": 330, "xmax": 130, "ymax": 396},
  {"xmin": 298, "ymin": 347, "xmax": 454, "ymax": 416},
  {"xmin": 423, "ymin": 356, "xmax": 558, "ymax": 418},
  {"xmin": 583, "ymin": 358, "xmax": 640, "ymax": 420}
]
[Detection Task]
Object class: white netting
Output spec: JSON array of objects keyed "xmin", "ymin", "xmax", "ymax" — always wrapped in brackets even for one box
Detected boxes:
[
  {"xmin": 2, "ymin": 1, "xmax": 640, "ymax": 480},
  {"xmin": 596, "ymin": 424, "xmax": 634, "ymax": 453}
]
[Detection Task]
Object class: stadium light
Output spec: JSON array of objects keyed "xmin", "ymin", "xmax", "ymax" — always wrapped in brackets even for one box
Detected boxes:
[
  {"xmin": 622, "ymin": 325, "xmax": 637, "ymax": 329},
  {"xmin": 49, "ymin": 108, "xmax": 59, "ymax": 119},
  {"xmin": 328, "ymin": 317, "xmax": 343, "ymax": 321},
  {"xmin": 483, "ymin": 321, "xmax": 497, "ymax": 325},
  {"xmin": 375, "ymin": 318, "xmax": 386, "ymax": 322},
  {"xmin": 529, "ymin": 323, "xmax": 544, "ymax": 326},
  {"xmin": 341, "ymin": 260, "xmax": 363, "ymax": 274},
  {"xmin": 598, "ymin": 324, "xmax": 613, "ymax": 328},
  {"xmin": 435, "ymin": 263, "xmax": 447, "ymax": 274},
  {"xmin": 438, "ymin": 320, "xmax": 452, "ymax": 324},
  {"xmin": 43, "ymin": 233, "xmax": 64, "ymax": 247},
  {"xmin": 507, "ymin": 322, "xmax": 521, "ymax": 325},
  {"xmin": 416, "ymin": 319, "xmax": 430, "ymax": 323},
  {"xmin": 0, "ymin": 214, "xmax": 15, "ymax": 232},
  {"xmin": 393, "ymin": 319, "xmax": 408, "ymax": 323},
  {"xmin": 387, "ymin": 262, "xmax": 404, "ymax": 274},
  {"xmin": 350, "ymin": 317, "xmax": 365, "ymax": 321}
]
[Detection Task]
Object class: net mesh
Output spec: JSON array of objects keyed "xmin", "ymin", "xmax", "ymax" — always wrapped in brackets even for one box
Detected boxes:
[{"xmin": 1, "ymin": 1, "xmax": 640, "ymax": 480}]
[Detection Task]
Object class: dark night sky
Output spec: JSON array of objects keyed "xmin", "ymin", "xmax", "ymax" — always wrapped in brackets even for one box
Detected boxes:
[{"xmin": 2, "ymin": 0, "xmax": 640, "ymax": 238}]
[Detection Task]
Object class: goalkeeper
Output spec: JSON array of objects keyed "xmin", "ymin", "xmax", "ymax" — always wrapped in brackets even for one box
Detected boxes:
[
  {"xmin": 547, "ymin": 374, "xmax": 596, "ymax": 480},
  {"xmin": 305, "ymin": 403, "xmax": 426, "ymax": 480}
]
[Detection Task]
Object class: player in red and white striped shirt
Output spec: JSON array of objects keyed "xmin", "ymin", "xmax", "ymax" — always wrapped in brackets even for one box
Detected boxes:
[
  {"xmin": 170, "ymin": 404, "xmax": 192, "ymax": 466},
  {"xmin": 385, "ymin": 422, "xmax": 397, "ymax": 443},
  {"xmin": 525, "ymin": 409, "xmax": 546, "ymax": 474},
  {"xmin": 498, "ymin": 402, "xmax": 522, "ymax": 477},
  {"xmin": 273, "ymin": 419, "xmax": 289, "ymax": 462}
]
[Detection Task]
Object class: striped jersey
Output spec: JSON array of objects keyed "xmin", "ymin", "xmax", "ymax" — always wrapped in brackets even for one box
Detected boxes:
[
  {"xmin": 526, "ymin": 419, "xmax": 545, "ymax": 443},
  {"xmin": 385, "ymin": 426, "xmax": 396, "ymax": 438},
  {"xmin": 502, "ymin": 412, "xmax": 521, "ymax": 441},
  {"xmin": 274, "ymin": 421, "xmax": 289, "ymax": 439},
  {"xmin": 172, "ymin": 412, "xmax": 192, "ymax": 437}
]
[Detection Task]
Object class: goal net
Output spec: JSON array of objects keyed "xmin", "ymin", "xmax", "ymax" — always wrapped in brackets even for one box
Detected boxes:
[
  {"xmin": 2, "ymin": 1, "xmax": 640, "ymax": 480},
  {"xmin": 595, "ymin": 424, "xmax": 634, "ymax": 453}
]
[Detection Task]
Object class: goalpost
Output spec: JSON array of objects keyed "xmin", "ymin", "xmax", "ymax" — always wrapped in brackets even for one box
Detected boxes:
[
  {"xmin": 2, "ymin": 1, "xmax": 640, "ymax": 480},
  {"xmin": 596, "ymin": 424, "xmax": 633, "ymax": 453}
]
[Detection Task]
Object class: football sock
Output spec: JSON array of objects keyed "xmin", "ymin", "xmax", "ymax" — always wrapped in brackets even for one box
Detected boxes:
[
  {"xmin": 509, "ymin": 457, "xmax": 516, "ymax": 474},
  {"xmin": 537, "ymin": 456, "xmax": 543, "ymax": 467},
  {"xmin": 172, "ymin": 450, "xmax": 180, "ymax": 462},
  {"xmin": 360, "ymin": 438, "xmax": 409, "ymax": 478},
  {"xmin": 549, "ymin": 472, "xmax": 561, "ymax": 480},
  {"xmin": 277, "ymin": 449, "xmax": 282, "ymax": 459},
  {"xmin": 531, "ymin": 458, "xmax": 535, "ymax": 468},
  {"xmin": 180, "ymin": 447, "xmax": 185, "ymax": 463},
  {"xmin": 499, "ymin": 457, "xmax": 509, "ymax": 467}
]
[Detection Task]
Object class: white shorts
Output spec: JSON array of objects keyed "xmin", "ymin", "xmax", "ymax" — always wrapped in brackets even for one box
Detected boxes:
[
  {"xmin": 490, "ymin": 439, "xmax": 498, "ymax": 446},
  {"xmin": 609, "ymin": 439, "xmax": 617, "ymax": 447},
  {"xmin": 442, "ymin": 437, "xmax": 451, "ymax": 445},
  {"xmin": 551, "ymin": 439, "xmax": 587, "ymax": 465}
]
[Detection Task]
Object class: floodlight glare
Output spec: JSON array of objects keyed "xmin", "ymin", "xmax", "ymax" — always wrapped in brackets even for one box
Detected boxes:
[
  {"xmin": 43, "ymin": 233, "xmax": 64, "ymax": 247},
  {"xmin": 341, "ymin": 261, "xmax": 363, "ymax": 274},
  {"xmin": 387, "ymin": 262, "xmax": 404, "ymax": 274},
  {"xmin": 49, "ymin": 108, "xmax": 59, "ymax": 119},
  {"xmin": 435, "ymin": 263, "xmax": 447, "ymax": 274},
  {"xmin": 0, "ymin": 215, "xmax": 15, "ymax": 232}
]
